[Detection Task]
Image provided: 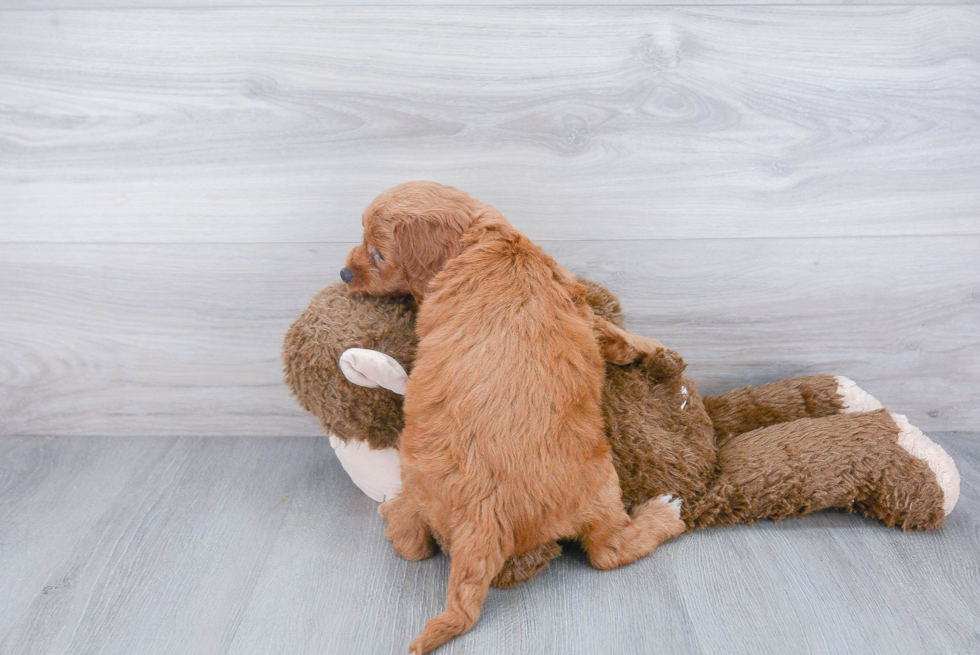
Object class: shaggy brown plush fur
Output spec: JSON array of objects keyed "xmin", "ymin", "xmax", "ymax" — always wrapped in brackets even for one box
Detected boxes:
[
  {"xmin": 703, "ymin": 376, "xmax": 845, "ymax": 445},
  {"xmin": 283, "ymin": 285, "xmax": 417, "ymax": 450},
  {"xmin": 687, "ymin": 408, "xmax": 946, "ymax": 530},
  {"xmin": 283, "ymin": 279, "xmax": 950, "ymax": 595},
  {"xmin": 342, "ymin": 182, "xmax": 684, "ymax": 655}
]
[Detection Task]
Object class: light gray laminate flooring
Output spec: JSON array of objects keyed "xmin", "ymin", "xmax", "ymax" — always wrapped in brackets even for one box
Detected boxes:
[{"xmin": 1, "ymin": 434, "xmax": 978, "ymax": 655}]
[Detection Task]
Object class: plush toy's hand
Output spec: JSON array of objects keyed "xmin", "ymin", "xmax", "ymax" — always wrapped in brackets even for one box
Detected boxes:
[
  {"xmin": 329, "ymin": 435, "xmax": 403, "ymax": 502},
  {"xmin": 339, "ymin": 348, "xmax": 408, "ymax": 395}
]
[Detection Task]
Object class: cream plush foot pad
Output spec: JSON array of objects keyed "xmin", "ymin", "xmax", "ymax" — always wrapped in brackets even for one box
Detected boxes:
[
  {"xmin": 889, "ymin": 413, "xmax": 960, "ymax": 515},
  {"xmin": 835, "ymin": 375, "xmax": 885, "ymax": 413}
]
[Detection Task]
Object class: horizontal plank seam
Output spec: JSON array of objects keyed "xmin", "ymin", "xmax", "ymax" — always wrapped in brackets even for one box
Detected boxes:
[
  {"xmin": 2, "ymin": 233, "xmax": 979, "ymax": 246},
  {"xmin": 0, "ymin": 3, "xmax": 976, "ymax": 10}
]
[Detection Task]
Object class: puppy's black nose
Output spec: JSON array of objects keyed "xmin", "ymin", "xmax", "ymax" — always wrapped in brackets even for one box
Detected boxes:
[{"xmin": 340, "ymin": 268, "xmax": 353, "ymax": 284}]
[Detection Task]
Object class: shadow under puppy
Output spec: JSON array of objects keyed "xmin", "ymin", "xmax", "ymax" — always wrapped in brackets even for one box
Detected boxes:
[{"xmin": 340, "ymin": 181, "xmax": 686, "ymax": 654}]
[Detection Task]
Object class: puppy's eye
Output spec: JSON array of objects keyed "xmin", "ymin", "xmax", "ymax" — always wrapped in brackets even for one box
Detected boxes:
[{"xmin": 371, "ymin": 249, "xmax": 385, "ymax": 265}]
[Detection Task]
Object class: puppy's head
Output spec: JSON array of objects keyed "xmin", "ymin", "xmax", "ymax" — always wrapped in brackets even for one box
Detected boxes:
[{"xmin": 342, "ymin": 181, "xmax": 484, "ymax": 300}]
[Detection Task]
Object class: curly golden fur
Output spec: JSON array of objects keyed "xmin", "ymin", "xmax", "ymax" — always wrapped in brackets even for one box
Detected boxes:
[{"xmin": 342, "ymin": 182, "xmax": 684, "ymax": 655}]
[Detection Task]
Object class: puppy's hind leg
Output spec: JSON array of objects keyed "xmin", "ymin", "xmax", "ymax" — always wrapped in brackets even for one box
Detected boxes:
[
  {"xmin": 409, "ymin": 526, "xmax": 507, "ymax": 655},
  {"xmin": 580, "ymin": 460, "xmax": 686, "ymax": 570},
  {"xmin": 380, "ymin": 493, "xmax": 436, "ymax": 562}
]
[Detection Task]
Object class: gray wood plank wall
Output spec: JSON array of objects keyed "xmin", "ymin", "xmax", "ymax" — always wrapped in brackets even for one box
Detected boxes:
[{"xmin": 1, "ymin": 6, "xmax": 978, "ymax": 436}]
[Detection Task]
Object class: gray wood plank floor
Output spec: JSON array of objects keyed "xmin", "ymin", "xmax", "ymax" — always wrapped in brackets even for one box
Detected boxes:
[{"xmin": 1, "ymin": 434, "xmax": 977, "ymax": 655}]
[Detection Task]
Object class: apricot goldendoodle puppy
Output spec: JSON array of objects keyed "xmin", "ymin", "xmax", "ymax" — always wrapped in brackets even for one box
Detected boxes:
[{"xmin": 341, "ymin": 181, "xmax": 685, "ymax": 654}]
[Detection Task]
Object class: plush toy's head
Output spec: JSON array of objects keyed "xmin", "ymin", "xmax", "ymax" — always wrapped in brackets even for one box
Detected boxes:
[
  {"xmin": 283, "ymin": 279, "xmax": 634, "ymax": 448},
  {"xmin": 283, "ymin": 283, "xmax": 417, "ymax": 450}
]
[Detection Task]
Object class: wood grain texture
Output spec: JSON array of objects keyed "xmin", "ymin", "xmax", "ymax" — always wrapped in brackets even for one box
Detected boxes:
[
  {"xmin": 0, "ymin": 434, "xmax": 977, "ymax": 654},
  {"xmin": 0, "ymin": 437, "xmax": 310, "ymax": 655},
  {"xmin": 1, "ymin": 7, "xmax": 978, "ymax": 242},
  {"xmin": 1, "ymin": 237, "xmax": 976, "ymax": 436},
  {"xmin": 551, "ymin": 237, "xmax": 980, "ymax": 431}
]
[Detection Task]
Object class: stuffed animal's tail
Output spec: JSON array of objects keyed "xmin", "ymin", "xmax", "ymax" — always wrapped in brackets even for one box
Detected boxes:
[{"xmin": 409, "ymin": 526, "xmax": 507, "ymax": 655}]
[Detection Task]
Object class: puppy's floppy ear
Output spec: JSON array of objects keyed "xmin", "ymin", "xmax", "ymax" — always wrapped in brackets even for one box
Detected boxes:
[{"xmin": 393, "ymin": 216, "xmax": 468, "ymax": 300}]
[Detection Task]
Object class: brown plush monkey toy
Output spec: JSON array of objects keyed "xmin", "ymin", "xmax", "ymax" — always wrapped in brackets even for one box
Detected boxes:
[{"xmin": 283, "ymin": 280, "xmax": 960, "ymax": 588}]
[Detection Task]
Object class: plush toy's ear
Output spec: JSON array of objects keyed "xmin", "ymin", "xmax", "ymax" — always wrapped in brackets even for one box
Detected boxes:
[{"xmin": 339, "ymin": 348, "xmax": 408, "ymax": 395}]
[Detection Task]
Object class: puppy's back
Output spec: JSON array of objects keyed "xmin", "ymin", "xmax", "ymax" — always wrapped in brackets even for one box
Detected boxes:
[{"xmin": 403, "ymin": 219, "xmax": 608, "ymax": 543}]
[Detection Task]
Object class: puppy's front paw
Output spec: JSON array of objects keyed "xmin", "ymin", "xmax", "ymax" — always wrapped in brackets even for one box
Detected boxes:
[{"xmin": 640, "ymin": 348, "xmax": 686, "ymax": 380}]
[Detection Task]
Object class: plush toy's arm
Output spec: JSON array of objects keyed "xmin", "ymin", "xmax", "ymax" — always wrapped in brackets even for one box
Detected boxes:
[
  {"xmin": 332, "ymin": 348, "xmax": 408, "ymax": 502},
  {"xmin": 593, "ymin": 315, "xmax": 665, "ymax": 365}
]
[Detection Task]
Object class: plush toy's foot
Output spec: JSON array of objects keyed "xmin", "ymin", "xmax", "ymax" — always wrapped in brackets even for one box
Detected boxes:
[
  {"xmin": 834, "ymin": 375, "xmax": 885, "ymax": 413},
  {"xmin": 887, "ymin": 412, "xmax": 959, "ymax": 515},
  {"xmin": 835, "ymin": 377, "xmax": 960, "ymax": 515}
]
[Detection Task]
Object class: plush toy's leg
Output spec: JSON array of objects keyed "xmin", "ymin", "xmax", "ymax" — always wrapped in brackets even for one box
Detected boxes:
[
  {"xmin": 491, "ymin": 541, "xmax": 562, "ymax": 589},
  {"xmin": 687, "ymin": 409, "xmax": 959, "ymax": 531},
  {"xmin": 579, "ymin": 460, "xmax": 686, "ymax": 570},
  {"xmin": 703, "ymin": 375, "xmax": 845, "ymax": 444},
  {"xmin": 877, "ymin": 412, "xmax": 959, "ymax": 515},
  {"xmin": 379, "ymin": 493, "xmax": 436, "ymax": 562},
  {"xmin": 703, "ymin": 374, "xmax": 926, "ymax": 445}
]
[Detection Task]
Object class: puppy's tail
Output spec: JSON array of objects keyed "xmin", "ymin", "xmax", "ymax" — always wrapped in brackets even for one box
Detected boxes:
[{"xmin": 409, "ymin": 525, "xmax": 507, "ymax": 655}]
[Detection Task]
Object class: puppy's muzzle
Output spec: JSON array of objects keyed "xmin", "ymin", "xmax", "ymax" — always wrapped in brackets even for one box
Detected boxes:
[{"xmin": 340, "ymin": 268, "xmax": 354, "ymax": 284}]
